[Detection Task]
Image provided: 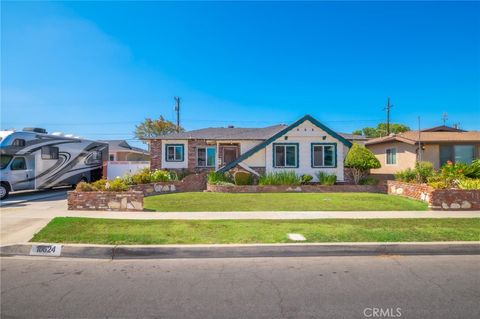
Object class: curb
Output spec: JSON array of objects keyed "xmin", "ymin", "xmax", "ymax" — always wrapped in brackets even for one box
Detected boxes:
[{"xmin": 1, "ymin": 242, "xmax": 479, "ymax": 259}]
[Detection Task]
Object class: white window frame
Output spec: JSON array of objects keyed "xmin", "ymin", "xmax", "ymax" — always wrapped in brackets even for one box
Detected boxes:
[
  {"xmin": 386, "ymin": 147, "xmax": 397, "ymax": 165},
  {"xmin": 197, "ymin": 146, "xmax": 216, "ymax": 168}
]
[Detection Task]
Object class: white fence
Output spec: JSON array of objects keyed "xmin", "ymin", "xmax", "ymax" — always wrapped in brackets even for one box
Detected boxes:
[{"xmin": 107, "ymin": 161, "xmax": 150, "ymax": 180}]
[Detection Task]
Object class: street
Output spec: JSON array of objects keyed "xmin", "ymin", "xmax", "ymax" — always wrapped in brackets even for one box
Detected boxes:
[{"xmin": 1, "ymin": 255, "xmax": 479, "ymax": 318}]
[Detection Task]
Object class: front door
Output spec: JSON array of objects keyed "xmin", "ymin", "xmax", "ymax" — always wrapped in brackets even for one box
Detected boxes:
[{"xmin": 223, "ymin": 147, "xmax": 238, "ymax": 165}]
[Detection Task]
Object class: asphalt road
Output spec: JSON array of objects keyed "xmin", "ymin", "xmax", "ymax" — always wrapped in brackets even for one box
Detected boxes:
[{"xmin": 1, "ymin": 255, "xmax": 479, "ymax": 318}]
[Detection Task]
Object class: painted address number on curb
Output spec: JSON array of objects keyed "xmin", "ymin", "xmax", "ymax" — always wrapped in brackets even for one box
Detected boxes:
[{"xmin": 30, "ymin": 244, "xmax": 62, "ymax": 256}]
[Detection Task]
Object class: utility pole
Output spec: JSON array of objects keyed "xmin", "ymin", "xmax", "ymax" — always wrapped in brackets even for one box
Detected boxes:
[
  {"xmin": 174, "ymin": 96, "xmax": 180, "ymax": 133},
  {"xmin": 384, "ymin": 97, "xmax": 393, "ymax": 135},
  {"xmin": 442, "ymin": 112, "xmax": 448, "ymax": 126}
]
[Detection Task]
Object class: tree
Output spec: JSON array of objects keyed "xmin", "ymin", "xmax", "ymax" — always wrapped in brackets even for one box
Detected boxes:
[
  {"xmin": 134, "ymin": 116, "xmax": 183, "ymax": 140},
  {"xmin": 352, "ymin": 123, "xmax": 410, "ymax": 138},
  {"xmin": 344, "ymin": 143, "xmax": 381, "ymax": 184}
]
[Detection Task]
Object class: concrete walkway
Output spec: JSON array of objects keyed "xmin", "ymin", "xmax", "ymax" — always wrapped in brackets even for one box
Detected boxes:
[{"xmin": 1, "ymin": 194, "xmax": 479, "ymax": 245}]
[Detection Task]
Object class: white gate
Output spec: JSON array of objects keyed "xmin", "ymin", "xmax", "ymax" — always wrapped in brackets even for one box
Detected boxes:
[{"xmin": 107, "ymin": 161, "xmax": 150, "ymax": 180}]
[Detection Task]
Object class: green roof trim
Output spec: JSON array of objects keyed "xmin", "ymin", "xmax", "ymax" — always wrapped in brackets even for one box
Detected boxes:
[{"xmin": 217, "ymin": 114, "xmax": 352, "ymax": 173}]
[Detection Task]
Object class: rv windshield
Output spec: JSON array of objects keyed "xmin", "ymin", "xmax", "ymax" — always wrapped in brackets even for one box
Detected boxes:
[{"xmin": 1, "ymin": 155, "xmax": 12, "ymax": 169}]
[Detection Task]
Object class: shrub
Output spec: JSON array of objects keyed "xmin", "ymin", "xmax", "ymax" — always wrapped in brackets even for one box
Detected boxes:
[
  {"xmin": 395, "ymin": 168, "xmax": 417, "ymax": 183},
  {"xmin": 259, "ymin": 171, "xmax": 302, "ymax": 186},
  {"xmin": 150, "ymin": 169, "xmax": 171, "ymax": 182},
  {"xmin": 316, "ymin": 172, "xmax": 337, "ymax": 185},
  {"xmin": 234, "ymin": 171, "xmax": 253, "ymax": 185},
  {"xmin": 463, "ymin": 159, "xmax": 480, "ymax": 179},
  {"xmin": 428, "ymin": 180, "xmax": 449, "ymax": 189},
  {"xmin": 106, "ymin": 179, "xmax": 129, "ymax": 192},
  {"xmin": 208, "ymin": 171, "xmax": 233, "ymax": 185},
  {"xmin": 457, "ymin": 178, "xmax": 480, "ymax": 190},
  {"xmin": 91, "ymin": 179, "xmax": 107, "ymax": 191},
  {"xmin": 359, "ymin": 176, "xmax": 379, "ymax": 185},
  {"xmin": 344, "ymin": 143, "xmax": 381, "ymax": 184},
  {"xmin": 300, "ymin": 174, "xmax": 313, "ymax": 184},
  {"xmin": 76, "ymin": 181, "xmax": 95, "ymax": 192},
  {"xmin": 415, "ymin": 161, "xmax": 435, "ymax": 183}
]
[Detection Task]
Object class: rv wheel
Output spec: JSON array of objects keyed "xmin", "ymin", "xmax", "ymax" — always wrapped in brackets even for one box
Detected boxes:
[{"xmin": 0, "ymin": 183, "xmax": 9, "ymax": 200}]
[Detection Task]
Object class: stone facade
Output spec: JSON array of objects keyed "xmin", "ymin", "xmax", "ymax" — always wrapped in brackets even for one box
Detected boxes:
[
  {"xmin": 387, "ymin": 180, "xmax": 480, "ymax": 210},
  {"xmin": 68, "ymin": 191, "xmax": 143, "ymax": 211},
  {"xmin": 150, "ymin": 140, "xmax": 162, "ymax": 170},
  {"xmin": 207, "ymin": 184, "xmax": 387, "ymax": 193},
  {"xmin": 188, "ymin": 140, "xmax": 216, "ymax": 172}
]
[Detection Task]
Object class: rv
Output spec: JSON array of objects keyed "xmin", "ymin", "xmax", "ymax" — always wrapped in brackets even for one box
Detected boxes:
[{"xmin": 0, "ymin": 128, "xmax": 108, "ymax": 199}]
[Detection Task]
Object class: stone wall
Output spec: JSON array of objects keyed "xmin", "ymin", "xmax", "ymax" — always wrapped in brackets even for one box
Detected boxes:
[
  {"xmin": 207, "ymin": 184, "xmax": 387, "ymax": 193},
  {"xmin": 129, "ymin": 172, "xmax": 207, "ymax": 196},
  {"xmin": 387, "ymin": 180, "xmax": 480, "ymax": 210},
  {"xmin": 68, "ymin": 191, "xmax": 143, "ymax": 211},
  {"xmin": 150, "ymin": 139, "xmax": 162, "ymax": 170}
]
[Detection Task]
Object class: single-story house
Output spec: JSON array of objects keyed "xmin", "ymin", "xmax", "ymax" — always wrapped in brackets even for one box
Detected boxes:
[
  {"xmin": 365, "ymin": 126, "xmax": 480, "ymax": 177},
  {"xmin": 146, "ymin": 115, "xmax": 361, "ymax": 182},
  {"xmin": 99, "ymin": 140, "xmax": 150, "ymax": 161}
]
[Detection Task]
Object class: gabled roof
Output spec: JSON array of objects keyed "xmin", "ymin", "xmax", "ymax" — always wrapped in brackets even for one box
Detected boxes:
[
  {"xmin": 99, "ymin": 140, "xmax": 149, "ymax": 154},
  {"xmin": 365, "ymin": 131, "xmax": 480, "ymax": 146},
  {"xmin": 421, "ymin": 125, "xmax": 466, "ymax": 132},
  {"xmin": 217, "ymin": 115, "xmax": 352, "ymax": 173}
]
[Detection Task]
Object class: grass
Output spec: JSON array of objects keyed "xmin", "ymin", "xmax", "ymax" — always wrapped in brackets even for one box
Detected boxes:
[
  {"xmin": 144, "ymin": 192, "xmax": 428, "ymax": 212},
  {"xmin": 30, "ymin": 217, "xmax": 480, "ymax": 245}
]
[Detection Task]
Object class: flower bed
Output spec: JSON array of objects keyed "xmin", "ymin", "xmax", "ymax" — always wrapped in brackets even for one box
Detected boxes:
[
  {"xmin": 129, "ymin": 172, "xmax": 207, "ymax": 196},
  {"xmin": 207, "ymin": 184, "xmax": 387, "ymax": 193},
  {"xmin": 68, "ymin": 191, "xmax": 143, "ymax": 211},
  {"xmin": 387, "ymin": 180, "xmax": 480, "ymax": 210}
]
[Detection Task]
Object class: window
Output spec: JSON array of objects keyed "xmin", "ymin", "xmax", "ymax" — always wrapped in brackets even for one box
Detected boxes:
[
  {"xmin": 166, "ymin": 144, "xmax": 184, "ymax": 162},
  {"xmin": 93, "ymin": 151, "xmax": 102, "ymax": 161},
  {"xmin": 41, "ymin": 146, "xmax": 59, "ymax": 160},
  {"xmin": 386, "ymin": 148, "xmax": 397, "ymax": 165},
  {"xmin": 10, "ymin": 157, "xmax": 26, "ymax": 170},
  {"xmin": 311, "ymin": 143, "xmax": 336, "ymax": 167},
  {"xmin": 109, "ymin": 154, "xmax": 115, "ymax": 161},
  {"xmin": 273, "ymin": 144, "xmax": 298, "ymax": 168},
  {"xmin": 12, "ymin": 139, "xmax": 26, "ymax": 147},
  {"xmin": 197, "ymin": 147, "xmax": 216, "ymax": 167},
  {"xmin": 1, "ymin": 155, "xmax": 13, "ymax": 169},
  {"xmin": 440, "ymin": 145, "xmax": 475, "ymax": 165}
]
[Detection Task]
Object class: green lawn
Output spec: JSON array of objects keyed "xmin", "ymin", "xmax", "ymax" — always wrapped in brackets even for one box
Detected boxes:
[
  {"xmin": 144, "ymin": 192, "xmax": 428, "ymax": 212},
  {"xmin": 30, "ymin": 217, "xmax": 479, "ymax": 245}
]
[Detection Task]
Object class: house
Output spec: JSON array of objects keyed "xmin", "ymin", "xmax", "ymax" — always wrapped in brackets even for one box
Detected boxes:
[
  {"xmin": 365, "ymin": 126, "xmax": 480, "ymax": 178},
  {"xmin": 146, "ymin": 115, "xmax": 359, "ymax": 182},
  {"xmin": 100, "ymin": 140, "xmax": 150, "ymax": 161}
]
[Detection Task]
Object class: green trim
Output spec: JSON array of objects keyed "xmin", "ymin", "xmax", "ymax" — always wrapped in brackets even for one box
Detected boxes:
[
  {"xmin": 218, "ymin": 115, "xmax": 351, "ymax": 173},
  {"xmin": 165, "ymin": 144, "xmax": 184, "ymax": 162},
  {"xmin": 272, "ymin": 143, "xmax": 299, "ymax": 168},
  {"xmin": 311, "ymin": 143, "xmax": 337, "ymax": 168}
]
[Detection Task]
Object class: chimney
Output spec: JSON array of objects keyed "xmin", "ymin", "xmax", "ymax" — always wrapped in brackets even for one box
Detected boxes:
[{"xmin": 227, "ymin": 125, "xmax": 235, "ymax": 128}]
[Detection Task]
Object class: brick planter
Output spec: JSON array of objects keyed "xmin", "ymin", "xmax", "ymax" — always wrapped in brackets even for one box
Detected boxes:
[
  {"xmin": 207, "ymin": 184, "xmax": 387, "ymax": 193},
  {"xmin": 387, "ymin": 180, "xmax": 480, "ymax": 210},
  {"xmin": 129, "ymin": 172, "xmax": 207, "ymax": 196},
  {"xmin": 68, "ymin": 191, "xmax": 143, "ymax": 211}
]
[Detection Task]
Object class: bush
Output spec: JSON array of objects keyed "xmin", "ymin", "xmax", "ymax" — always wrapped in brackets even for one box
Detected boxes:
[
  {"xmin": 428, "ymin": 180, "xmax": 448, "ymax": 189},
  {"xmin": 359, "ymin": 176, "xmax": 379, "ymax": 185},
  {"xmin": 106, "ymin": 179, "xmax": 129, "ymax": 192},
  {"xmin": 91, "ymin": 179, "xmax": 107, "ymax": 191},
  {"xmin": 316, "ymin": 172, "xmax": 337, "ymax": 185},
  {"xmin": 344, "ymin": 143, "xmax": 381, "ymax": 184},
  {"xmin": 150, "ymin": 169, "xmax": 171, "ymax": 182},
  {"xmin": 300, "ymin": 174, "xmax": 313, "ymax": 184},
  {"xmin": 259, "ymin": 171, "xmax": 302, "ymax": 186},
  {"xmin": 415, "ymin": 161, "xmax": 435, "ymax": 183},
  {"xmin": 463, "ymin": 159, "xmax": 480, "ymax": 179},
  {"xmin": 76, "ymin": 181, "xmax": 95, "ymax": 192},
  {"xmin": 234, "ymin": 171, "xmax": 253, "ymax": 185},
  {"xmin": 208, "ymin": 171, "xmax": 233, "ymax": 185},
  {"xmin": 395, "ymin": 168, "xmax": 417, "ymax": 183},
  {"xmin": 457, "ymin": 178, "xmax": 480, "ymax": 190}
]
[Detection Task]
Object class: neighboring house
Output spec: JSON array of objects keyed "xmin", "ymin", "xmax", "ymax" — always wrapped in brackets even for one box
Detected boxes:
[
  {"xmin": 365, "ymin": 126, "xmax": 480, "ymax": 177},
  {"xmin": 146, "ymin": 115, "xmax": 359, "ymax": 182},
  {"xmin": 100, "ymin": 140, "xmax": 150, "ymax": 161}
]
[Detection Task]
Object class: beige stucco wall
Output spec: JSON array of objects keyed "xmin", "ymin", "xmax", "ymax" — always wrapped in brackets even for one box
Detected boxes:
[
  {"xmin": 113, "ymin": 151, "xmax": 150, "ymax": 162},
  {"xmin": 421, "ymin": 144, "xmax": 440, "ymax": 169},
  {"xmin": 367, "ymin": 142, "xmax": 417, "ymax": 175}
]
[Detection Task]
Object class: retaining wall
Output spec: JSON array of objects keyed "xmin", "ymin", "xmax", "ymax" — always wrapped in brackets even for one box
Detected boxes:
[
  {"xmin": 67, "ymin": 191, "xmax": 144, "ymax": 211},
  {"xmin": 129, "ymin": 172, "xmax": 207, "ymax": 196},
  {"xmin": 387, "ymin": 180, "xmax": 480, "ymax": 210}
]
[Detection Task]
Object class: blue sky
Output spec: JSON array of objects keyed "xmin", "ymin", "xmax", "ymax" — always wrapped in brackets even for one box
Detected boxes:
[{"xmin": 2, "ymin": 1, "xmax": 479, "ymax": 147}]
